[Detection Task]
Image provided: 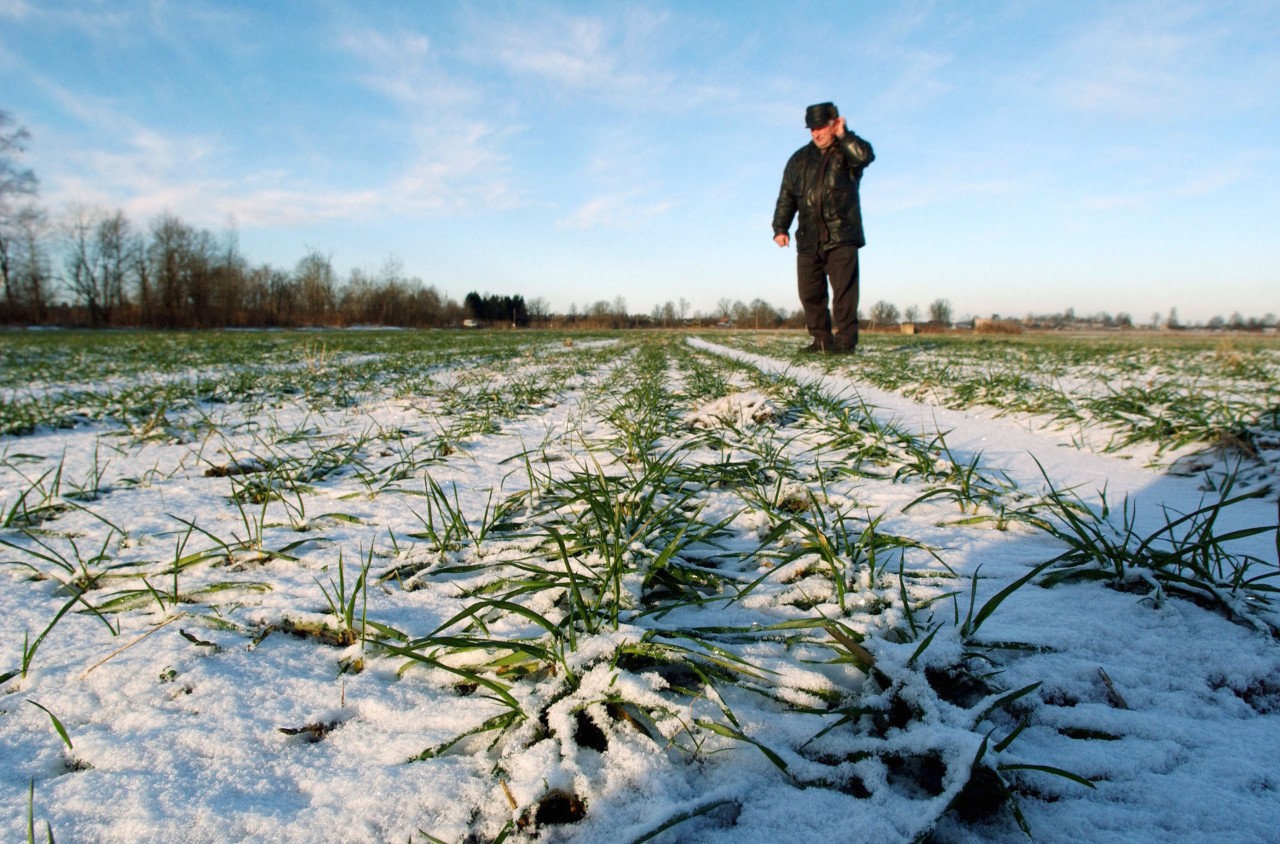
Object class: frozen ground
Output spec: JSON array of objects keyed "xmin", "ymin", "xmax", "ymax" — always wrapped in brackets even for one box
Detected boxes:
[{"xmin": 1, "ymin": 333, "xmax": 1277, "ymax": 843}]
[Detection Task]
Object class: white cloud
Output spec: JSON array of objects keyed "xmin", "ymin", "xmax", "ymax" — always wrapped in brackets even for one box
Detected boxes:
[
  {"xmin": 554, "ymin": 191, "xmax": 672, "ymax": 230},
  {"xmin": 872, "ymin": 173, "xmax": 1024, "ymax": 214},
  {"xmin": 867, "ymin": 48, "xmax": 954, "ymax": 117},
  {"xmin": 338, "ymin": 27, "xmax": 525, "ymax": 215},
  {"xmin": 1171, "ymin": 163, "xmax": 1246, "ymax": 198},
  {"xmin": 0, "ymin": 0, "xmax": 32, "ymax": 20},
  {"xmin": 212, "ymin": 185, "xmax": 387, "ymax": 228},
  {"xmin": 340, "ymin": 29, "xmax": 479, "ymax": 112},
  {"xmin": 1050, "ymin": 2, "xmax": 1241, "ymax": 120},
  {"xmin": 29, "ymin": 18, "xmax": 527, "ymax": 230},
  {"xmin": 34, "ymin": 80, "xmax": 227, "ymax": 211},
  {"xmin": 1074, "ymin": 191, "xmax": 1151, "ymax": 212},
  {"xmin": 469, "ymin": 6, "xmax": 722, "ymax": 112}
]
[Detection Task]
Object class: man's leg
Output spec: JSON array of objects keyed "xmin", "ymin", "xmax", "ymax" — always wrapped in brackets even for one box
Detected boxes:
[
  {"xmin": 796, "ymin": 251, "xmax": 834, "ymax": 348},
  {"xmin": 826, "ymin": 246, "xmax": 860, "ymax": 351}
]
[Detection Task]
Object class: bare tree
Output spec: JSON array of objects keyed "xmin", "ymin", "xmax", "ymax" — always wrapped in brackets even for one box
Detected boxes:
[
  {"xmin": 746, "ymin": 298, "xmax": 781, "ymax": 329},
  {"xmin": 588, "ymin": 299, "xmax": 611, "ymax": 327},
  {"xmin": 407, "ymin": 280, "xmax": 445, "ymax": 326},
  {"xmin": 64, "ymin": 206, "xmax": 109, "ymax": 325},
  {"xmin": 903, "ymin": 304, "xmax": 920, "ymax": 324},
  {"xmin": 63, "ymin": 206, "xmax": 141, "ymax": 326},
  {"xmin": 206, "ymin": 221, "xmax": 248, "ymax": 326},
  {"xmin": 295, "ymin": 249, "xmax": 336, "ymax": 324},
  {"xmin": 1, "ymin": 111, "xmax": 40, "ymax": 321},
  {"xmin": 265, "ymin": 265, "xmax": 297, "ymax": 325},
  {"xmin": 3, "ymin": 206, "xmax": 51, "ymax": 322},
  {"xmin": 339, "ymin": 266, "xmax": 374, "ymax": 325},
  {"xmin": 928, "ymin": 298, "xmax": 953, "ymax": 325},
  {"xmin": 370, "ymin": 254, "xmax": 409, "ymax": 325},
  {"xmin": 149, "ymin": 212, "xmax": 200, "ymax": 327},
  {"xmin": 869, "ymin": 300, "xmax": 899, "ymax": 326},
  {"xmin": 527, "ymin": 296, "xmax": 550, "ymax": 325},
  {"xmin": 98, "ymin": 210, "xmax": 140, "ymax": 322}
]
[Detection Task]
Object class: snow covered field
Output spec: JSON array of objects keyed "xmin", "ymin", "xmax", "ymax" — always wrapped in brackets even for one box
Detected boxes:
[{"xmin": 1, "ymin": 329, "xmax": 1277, "ymax": 843}]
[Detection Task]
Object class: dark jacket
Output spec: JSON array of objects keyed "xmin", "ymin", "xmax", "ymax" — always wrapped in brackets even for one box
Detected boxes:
[{"xmin": 772, "ymin": 131, "xmax": 874, "ymax": 253}]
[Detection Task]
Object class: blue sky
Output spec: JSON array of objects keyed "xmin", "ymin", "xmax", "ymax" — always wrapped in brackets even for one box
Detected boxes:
[{"xmin": 2, "ymin": 0, "xmax": 1277, "ymax": 322}]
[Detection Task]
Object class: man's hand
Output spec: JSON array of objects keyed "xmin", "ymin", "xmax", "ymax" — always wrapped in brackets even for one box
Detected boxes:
[{"xmin": 774, "ymin": 233, "xmax": 789, "ymax": 248}]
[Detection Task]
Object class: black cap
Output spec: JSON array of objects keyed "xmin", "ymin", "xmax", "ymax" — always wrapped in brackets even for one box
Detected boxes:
[{"xmin": 805, "ymin": 102, "xmax": 839, "ymax": 129}]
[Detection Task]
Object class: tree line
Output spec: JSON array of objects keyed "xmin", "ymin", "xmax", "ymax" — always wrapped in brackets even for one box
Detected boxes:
[{"xmin": 7, "ymin": 204, "xmax": 474, "ymax": 329}]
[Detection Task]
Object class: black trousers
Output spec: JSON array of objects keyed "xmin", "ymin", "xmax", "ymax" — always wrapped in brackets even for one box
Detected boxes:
[{"xmin": 797, "ymin": 245, "xmax": 859, "ymax": 350}]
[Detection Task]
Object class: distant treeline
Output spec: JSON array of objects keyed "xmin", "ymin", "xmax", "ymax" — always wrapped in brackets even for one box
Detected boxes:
[
  {"xmin": 0, "ymin": 197, "xmax": 805, "ymax": 330},
  {"xmin": 2, "ymin": 201, "xmax": 482, "ymax": 328}
]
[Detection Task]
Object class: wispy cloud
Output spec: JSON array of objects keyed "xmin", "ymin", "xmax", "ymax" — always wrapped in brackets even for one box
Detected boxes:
[
  {"xmin": 867, "ymin": 48, "xmax": 954, "ymax": 117},
  {"xmin": 482, "ymin": 8, "xmax": 669, "ymax": 99},
  {"xmin": 339, "ymin": 27, "xmax": 524, "ymax": 215},
  {"xmin": 1049, "ymin": 2, "xmax": 1252, "ymax": 120},
  {"xmin": 29, "ymin": 16, "xmax": 526, "ymax": 228},
  {"xmin": 872, "ymin": 168, "xmax": 1025, "ymax": 213},
  {"xmin": 340, "ymin": 29, "xmax": 480, "ymax": 113},
  {"xmin": 1170, "ymin": 159, "xmax": 1251, "ymax": 198},
  {"xmin": 9, "ymin": 1, "xmax": 139, "ymax": 44},
  {"xmin": 33, "ymin": 78, "xmax": 227, "ymax": 212},
  {"xmin": 0, "ymin": 0, "xmax": 33, "ymax": 20},
  {"xmin": 855, "ymin": 6, "xmax": 961, "ymax": 117},
  {"xmin": 555, "ymin": 190, "xmax": 672, "ymax": 230},
  {"xmin": 470, "ymin": 6, "xmax": 729, "ymax": 113},
  {"xmin": 1072, "ymin": 153, "xmax": 1257, "ymax": 211},
  {"xmin": 33, "ymin": 75, "xmax": 362, "ymax": 227},
  {"xmin": 1073, "ymin": 191, "xmax": 1151, "ymax": 212}
]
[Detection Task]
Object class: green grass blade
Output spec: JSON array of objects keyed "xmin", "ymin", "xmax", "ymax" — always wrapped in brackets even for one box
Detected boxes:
[
  {"xmin": 998, "ymin": 762, "xmax": 1096, "ymax": 789},
  {"xmin": 26, "ymin": 700, "xmax": 72, "ymax": 750}
]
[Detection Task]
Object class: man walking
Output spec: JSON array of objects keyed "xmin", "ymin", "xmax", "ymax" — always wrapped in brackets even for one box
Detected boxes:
[{"xmin": 772, "ymin": 102, "xmax": 874, "ymax": 354}]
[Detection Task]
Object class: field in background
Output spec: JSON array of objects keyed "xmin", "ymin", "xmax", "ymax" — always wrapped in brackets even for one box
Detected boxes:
[{"xmin": 1, "ymin": 328, "xmax": 1278, "ymax": 843}]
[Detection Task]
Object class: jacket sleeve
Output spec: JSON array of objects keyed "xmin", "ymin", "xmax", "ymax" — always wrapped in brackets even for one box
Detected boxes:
[
  {"xmin": 772, "ymin": 156, "xmax": 799, "ymax": 235},
  {"xmin": 838, "ymin": 131, "xmax": 874, "ymax": 171}
]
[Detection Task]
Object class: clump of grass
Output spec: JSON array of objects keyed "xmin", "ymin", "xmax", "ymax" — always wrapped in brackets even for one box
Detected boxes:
[
  {"xmin": 315, "ymin": 547, "xmax": 373, "ymax": 648},
  {"xmin": 603, "ymin": 340, "xmax": 680, "ymax": 462},
  {"xmin": 399, "ymin": 473, "xmax": 523, "ymax": 563},
  {"xmin": 1017, "ymin": 463, "xmax": 1279, "ymax": 633},
  {"xmin": 0, "ymin": 527, "xmax": 120, "ymax": 594},
  {"xmin": 1, "ymin": 458, "xmax": 71, "ymax": 528},
  {"xmin": 904, "ymin": 433, "xmax": 1014, "ymax": 517}
]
